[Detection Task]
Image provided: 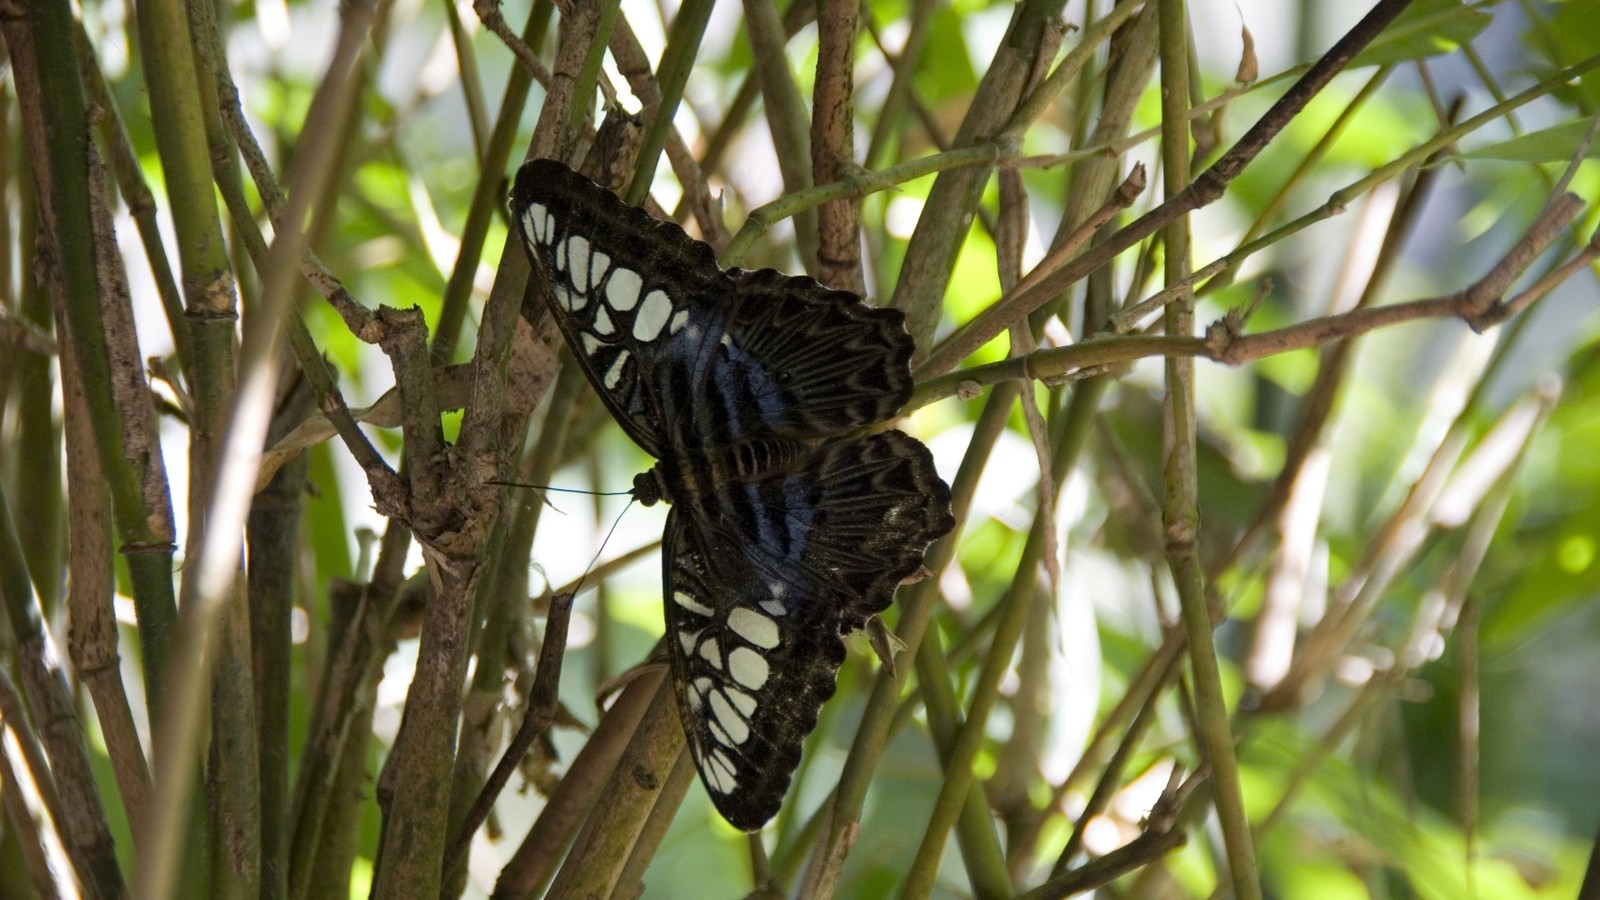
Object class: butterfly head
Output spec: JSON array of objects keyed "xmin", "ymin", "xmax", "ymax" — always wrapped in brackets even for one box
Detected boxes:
[{"xmin": 631, "ymin": 469, "xmax": 666, "ymax": 507}]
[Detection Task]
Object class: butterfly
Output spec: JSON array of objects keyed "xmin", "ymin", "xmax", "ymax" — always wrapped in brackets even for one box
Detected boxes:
[{"xmin": 511, "ymin": 158, "xmax": 954, "ymax": 831}]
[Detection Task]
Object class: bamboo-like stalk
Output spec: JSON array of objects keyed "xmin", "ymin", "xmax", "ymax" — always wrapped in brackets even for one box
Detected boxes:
[
  {"xmin": 291, "ymin": 529, "xmax": 410, "ymax": 900},
  {"xmin": 0, "ymin": 488, "xmax": 125, "ymax": 900},
  {"xmin": 741, "ymin": 0, "xmax": 819, "ymax": 269},
  {"xmin": 140, "ymin": 1, "xmax": 378, "ymax": 894},
  {"xmin": 446, "ymin": 363, "xmax": 585, "ymax": 877},
  {"xmin": 623, "ymin": 0, "xmax": 717, "ymax": 205},
  {"xmin": 58, "ymin": 327, "xmax": 152, "ymax": 843},
  {"xmin": 494, "ymin": 667, "xmax": 666, "ymax": 897},
  {"xmin": 897, "ymin": 392, "xmax": 1098, "ymax": 898},
  {"xmin": 544, "ymin": 678, "xmax": 687, "ymax": 898},
  {"xmin": 8, "ymin": 199, "xmax": 61, "ymax": 613},
  {"xmin": 1155, "ymin": 2, "xmax": 1261, "ymax": 897},
  {"xmin": 801, "ymin": 383, "xmax": 1014, "ymax": 896},
  {"xmin": 909, "ymin": 625, "xmax": 1012, "ymax": 898},
  {"xmin": 246, "ymin": 373, "xmax": 318, "ymax": 900},
  {"xmin": 888, "ymin": 0, "xmax": 1068, "ymax": 351},
  {"xmin": 10, "ymin": 0, "xmax": 182, "ymax": 729},
  {"xmin": 170, "ymin": 5, "xmax": 264, "ymax": 888}
]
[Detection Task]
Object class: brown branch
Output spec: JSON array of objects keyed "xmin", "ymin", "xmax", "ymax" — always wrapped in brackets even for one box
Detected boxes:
[
  {"xmin": 911, "ymin": 198, "xmax": 1593, "ymax": 409},
  {"xmin": 444, "ymin": 592, "xmax": 574, "ymax": 875},
  {"xmin": 811, "ymin": 0, "xmax": 864, "ymax": 292}
]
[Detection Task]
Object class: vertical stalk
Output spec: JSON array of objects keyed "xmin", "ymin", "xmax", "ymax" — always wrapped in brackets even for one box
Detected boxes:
[
  {"xmin": 1156, "ymin": 1, "xmax": 1260, "ymax": 897},
  {"xmin": 625, "ymin": 0, "xmax": 717, "ymax": 203},
  {"xmin": 812, "ymin": 0, "xmax": 863, "ymax": 292},
  {"xmin": 10, "ymin": 0, "xmax": 181, "ymax": 728}
]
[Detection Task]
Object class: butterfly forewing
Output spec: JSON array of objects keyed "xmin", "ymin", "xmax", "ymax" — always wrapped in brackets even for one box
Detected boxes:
[
  {"xmin": 510, "ymin": 159, "xmax": 955, "ymax": 832},
  {"xmin": 714, "ymin": 267, "xmax": 914, "ymax": 440},
  {"xmin": 513, "ymin": 159, "xmax": 722, "ymax": 455}
]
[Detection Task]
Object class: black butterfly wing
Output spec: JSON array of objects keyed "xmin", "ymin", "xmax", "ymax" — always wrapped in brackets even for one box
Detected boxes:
[
  {"xmin": 512, "ymin": 159, "xmax": 722, "ymax": 455},
  {"xmin": 512, "ymin": 159, "xmax": 918, "ymax": 453},
  {"xmin": 715, "ymin": 267, "xmax": 914, "ymax": 441},
  {"xmin": 663, "ymin": 431, "xmax": 954, "ymax": 830},
  {"xmin": 662, "ymin": 511, "xmax": 843, "ymax": 831}
]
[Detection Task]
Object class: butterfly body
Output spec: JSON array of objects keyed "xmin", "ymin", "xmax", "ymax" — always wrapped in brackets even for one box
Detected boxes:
[{"xmin": 513, "ymin": 159, "xmax": 953, "ymax": 831}]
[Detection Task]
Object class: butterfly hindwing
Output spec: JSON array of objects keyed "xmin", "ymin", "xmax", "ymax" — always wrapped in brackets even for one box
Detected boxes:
[
  {"xmin": 662, "ymin": 510, "xmax": 847, "ymax": 831},
  {"xmin": 664, "ymin": 430, "xmax": 953, "ymax": 829}
]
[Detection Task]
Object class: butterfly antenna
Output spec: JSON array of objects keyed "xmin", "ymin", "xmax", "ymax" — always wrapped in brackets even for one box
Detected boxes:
[
  {"xmin": 487, "ymin": 480, "xmax": 634, "ymax": 496},
  {"xmin": 567, "ymin": 496, "xmax": 637, "ymax": 600},
  {"xmin": 488, "ymin": 479, "xmax": 634, "ymax": 514}
]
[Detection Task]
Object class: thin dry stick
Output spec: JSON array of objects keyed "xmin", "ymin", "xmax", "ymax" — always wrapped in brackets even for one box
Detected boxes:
[
  {"xmin": 909, "ymin": 197, "xmax": 1593, "ymax": 409},
  {"xmin": 474, "ymin": 0, "xmax": 554, "ymax": 86},
  {"xmin": 444, "ymin": 593, "xmax": 575, "ymax": 874},
  {"xmin": 1018, "ymin": 771, "xmax": 1199, "ymax": 900}
]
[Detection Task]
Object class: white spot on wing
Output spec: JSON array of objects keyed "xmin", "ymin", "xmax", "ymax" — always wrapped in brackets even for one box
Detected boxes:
[
  {"xmin": 709, "ymin": 691, "xmax": 750, "ymax": 744},
  {"xmin": 678, "ymin": 630, "xmax": 697, "ymax": 656},
  {"xmin": 674, "ymin": 590, "xmax": 715, "ymax": 618},
  {"xmin": 728, "ymin": 647, "xmax": 769, "ymax": 690},
  {"xmin": 568, "ymin": 235, "xmax": 591, "ymax": 290},
  {"xmin": 607, "ymin": 267, "xmax": 642, "ymax": 311},
  {"xmin": 542, "ymin": 211, "xmax": 555, "ymax": 245},
  {"xmin": 557, "ymin": 284, "xmax": 586, "ymax": 312},
  {"xmin": 590, "ymin": 250, "xmax": 610, "ymax": 286},
  {"xmin": 603, "ymin": 349, "xmax": 629, "ymax": 391},
  {"xmin": 668, "ymin": 308, "xmax": 690, "ymax": 334},
  {"xmin": 555, "ymin": 233, "xmax": 567, "ymax": 271},
  {"xmin": 723, "ymin": 686, "xmax": 757, "ymax": 717},
  {"xmin": 699, "ymin": 638, "xmax": 723, "ymax": 669},
  {"xmin": 705, "ymin": 749, "xmax": 738, "ymax": 793},
  {"xmin": 632, "ymin": 290, "xmax": 672, "ymax": 341},
  {"xmin": 709, "ymin": 720, "xmax": 735, "ymax": 747},
  {"xmin": 728, "ymin": 608, "xmax": 780, "ymax": 649},
  {"xmin": 580, "ymin": 334, "xmax": 602, "ymax": 357},
  {"xmin": 759, "ymin": 600, "xmax": 786, "ymax": 617},
  {"xmin": 592, "ymin": 305, "xmax": 615, "ymax": 335},
  {"xmin": 522, "ymin": 206, "xmax": 546, "ymax": 245}
]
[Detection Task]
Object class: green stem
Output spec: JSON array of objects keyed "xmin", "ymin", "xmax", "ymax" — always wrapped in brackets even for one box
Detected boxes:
[{"xmin": 1156, "ymin": 1, "xmax": 1259, "ymax": 896}]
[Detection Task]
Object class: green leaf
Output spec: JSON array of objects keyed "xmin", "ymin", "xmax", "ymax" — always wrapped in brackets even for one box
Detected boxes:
[
  {"xmin": 1460, "ymin": 118, "xmax": 1600, "ymax": 162},
  {"xmin": 1352, "ymin": 0, "xmax": 1493, "ymax": 68}
]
